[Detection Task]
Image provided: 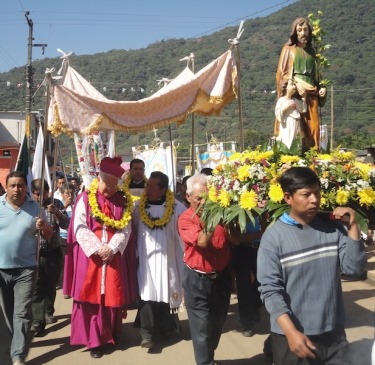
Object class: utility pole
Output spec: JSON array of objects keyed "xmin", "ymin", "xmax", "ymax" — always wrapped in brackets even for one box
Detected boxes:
[
  {"xmin": 24, "ymin": 11, "xmax": 47, "ymax": 151},
  {"xmin": 25, "ymin": 11, "xmax": 33, "ymax": 150}
]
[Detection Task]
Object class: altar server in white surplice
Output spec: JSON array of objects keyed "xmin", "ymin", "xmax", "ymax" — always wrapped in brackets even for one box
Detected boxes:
[{"xmin": 132, "ymin": 171, "xmax": 186, "ymax": 350}]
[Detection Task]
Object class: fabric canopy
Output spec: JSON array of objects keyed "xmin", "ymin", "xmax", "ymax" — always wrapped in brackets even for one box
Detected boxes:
[{"xmin": 48, "ymin": 50, "xmax": 237, "ymax": 136}]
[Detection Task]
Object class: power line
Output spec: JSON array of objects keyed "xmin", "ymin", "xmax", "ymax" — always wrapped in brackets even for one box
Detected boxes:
[{"xmin": 192, "ymin": 0, "xmax": 295, "ymax": 38}]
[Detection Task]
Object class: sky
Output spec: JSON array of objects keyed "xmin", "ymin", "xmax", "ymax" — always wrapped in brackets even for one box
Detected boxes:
[{"xmin": 0, "ymin": 0, "xmax": 296, "ymax": 73}]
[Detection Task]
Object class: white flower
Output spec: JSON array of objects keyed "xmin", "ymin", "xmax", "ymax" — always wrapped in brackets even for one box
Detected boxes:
[
  {"xmin": 233, "ymin": 180, "xmax": 241, "ymax": 191},
  {"xmin": 320, "ymin": 178, "xmax": 329, "ymax": 189}
]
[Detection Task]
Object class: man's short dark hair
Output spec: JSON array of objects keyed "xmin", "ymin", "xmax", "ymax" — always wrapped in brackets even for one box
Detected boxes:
[
  {"xmin": 200, "ymin": 168, "xmax": 213, "ymax": 176},
  {"xmin": 150, "ymin": 171, "xmax": 169, "ymax": 190},
  {"xmin": 31, "ymin": 179, "xmax": 50, "ymax": 193},
  {"xmin": 130, "ymin": 158, "xmax": 145, "ymax": 169},
  {"xmin": 60, "ymin": 183, "xmax": 75, "ymax": 194},
  {"xmin": 7, "ymin": 171, "xmax": 27, "ymax": 186},
  {"xmin": 279, "ymin": 167, "xmax": 320, "ymax": 195}
]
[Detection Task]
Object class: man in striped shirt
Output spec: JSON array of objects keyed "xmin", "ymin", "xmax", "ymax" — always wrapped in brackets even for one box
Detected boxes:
[{"xmin": 258, "ymin": 166, "xmax": 366, "ymax": 365}]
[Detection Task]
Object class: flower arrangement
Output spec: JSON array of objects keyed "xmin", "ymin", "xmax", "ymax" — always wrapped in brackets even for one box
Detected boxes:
[
  {"xmin": 201, "ymin": 147, "xmax": 375, "ymax": 233},
  {"xmin": 139, "ymin": 189, "xmax": 175, "ymax": 229},
  {"xmin": 88, "ymin": 178, "xmax": 133, "ymax": 229}
]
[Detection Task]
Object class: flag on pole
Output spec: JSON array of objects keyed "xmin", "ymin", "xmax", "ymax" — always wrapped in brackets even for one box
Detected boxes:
[
  {"xmin": 15, "ymin": 134, "xmax": 33, "ymax": 192},
  {"xmin": 32, "ymin": 126, "xmax": 52, "ymax": 189},
  {"xmin": 15, "ymin": 134, "xmax": 31, "ymax": 175}
]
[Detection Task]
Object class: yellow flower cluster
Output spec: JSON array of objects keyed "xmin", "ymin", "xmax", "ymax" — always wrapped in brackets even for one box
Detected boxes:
[
  {"xmin": 139, "ymin": 189, "xmax": 175, "ymax": 229},
  {"xmin": 203, "ymin": 146, "xmax": 375, "ymax": 232},
  {"xmin": 268, "ymin": 183, "xmax": 284, "ymax": 203},
  {"xmin": 239, "ymin": 190, "xmax": 258, "ymax": 210},
  {"xmin": 336, "ymin": 188, "xmax": 349, "ymax": 206},
  {"xmin": 123, "ymin": 174, "xmax": 148, "ymax": 203},
  {"xmin": 358, "ymin": 187, "xmax": 375, "ymax": 207},
  {"xmin": 88, "ymin": 178, "xmax": 133, "ymax": 230}
]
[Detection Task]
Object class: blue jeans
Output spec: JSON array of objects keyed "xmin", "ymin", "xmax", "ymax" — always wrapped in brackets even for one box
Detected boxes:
[{"xmin": 0, "ymin": 267, "xmax": 37, "ymax": 363}]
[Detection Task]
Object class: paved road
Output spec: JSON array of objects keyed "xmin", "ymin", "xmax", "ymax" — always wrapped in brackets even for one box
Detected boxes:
[{"xmin": 25, "ymin": 270, "xmax": 375, "ymax": 365}]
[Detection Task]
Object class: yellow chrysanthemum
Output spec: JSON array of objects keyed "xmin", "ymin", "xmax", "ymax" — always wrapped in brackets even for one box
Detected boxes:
[
  {"xmin": 317, "ymin": 154, "xmax": 333, "ymax": 161},
  {"xmin": 229, "ymin": 152, "xmax": 242, "ymax": 161},
  {"xmin": 337, "ymin": 151, "xmax": 354, "ymax": 160},
  {"xmin": 237, "ymin": 165, "xmax": 251, "ymax": 182},
  {"xmin": 208, "ymin": 186, "xmax": 218, "ymax": 203},
  {"xmin": 335, "ymin": 188, "xmax": 349, "ymax": 206},
  {"xmin": 354, "ymin": 162, "xmax": 372, "ymax": 180},
  {"xmin": 320, "ymin": 195, "xmax": 328, "ymax": 208},
  {"xmin": 218, "ymin": 189, "xmax": 231, "ymax": 207},
  {"xmin": 280, "ymin": 155, "xmax": 300, "ymax": 164},
  {"xmin": 240, "ymin": 151, "xmax": 254, "ymax": 162},
  {"xmin": 358, "ymin": 187, "xmax": 375, "ymax": 207},
  {"xmin": 268, "ymin": 183, "xmax": 284, "ymax": 203},
  {"xmin": 255, "ymin": 150, "xmax": 274, "ymax": 162},
  {"xmin": 239, "ymin": 190, "xmax": 257, "ymax": 210}
]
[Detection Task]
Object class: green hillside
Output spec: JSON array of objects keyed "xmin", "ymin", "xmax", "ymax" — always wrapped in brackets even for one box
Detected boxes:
[{"xmin": 0, "ymin": 0, "xmax": 374, "ymax": 161}]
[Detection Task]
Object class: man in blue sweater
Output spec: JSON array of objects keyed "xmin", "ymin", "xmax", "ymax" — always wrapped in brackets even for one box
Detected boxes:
[{"xmin": 257, "ymin": 166, "xmax": 366, "ymax": 365}]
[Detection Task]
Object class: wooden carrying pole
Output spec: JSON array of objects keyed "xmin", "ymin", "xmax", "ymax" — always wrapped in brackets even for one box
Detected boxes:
[
  {"xmin": 36, "ymin": 73, "xmax": 51, "ymax": 266},
  {"xmin": 229, "ymin": 21, "xmax": 245, "ymax": 152},
  {"xmin": 189, "ymin": 54, "xmax": 196, "ymax": 173}
]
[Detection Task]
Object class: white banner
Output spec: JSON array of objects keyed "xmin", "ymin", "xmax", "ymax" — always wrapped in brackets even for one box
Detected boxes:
[
  {"xmin": 31, "ymin": 127, "xmax": 52, "ymax": 189},
  {"xmin": 133, "ymin": 143, "xmax": 177, "ymax": 191}
]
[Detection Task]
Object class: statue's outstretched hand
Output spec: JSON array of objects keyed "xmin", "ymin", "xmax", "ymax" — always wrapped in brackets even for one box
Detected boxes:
[{"xmin": 319, "ymin": 87, "xmax": 326, "ymax": 98}]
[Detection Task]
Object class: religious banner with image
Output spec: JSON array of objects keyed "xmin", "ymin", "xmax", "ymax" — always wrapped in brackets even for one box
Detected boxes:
[
  {"xmin": 74, "ymin": 131, "xmax": 115, "ymax": 189},
  {"xmin": 132, "ymin": 143, "xmax": 177, "ymax": 191},
  {"xmin": 196, "ymin": 141, "xmax": 236, "ymax": 172}
]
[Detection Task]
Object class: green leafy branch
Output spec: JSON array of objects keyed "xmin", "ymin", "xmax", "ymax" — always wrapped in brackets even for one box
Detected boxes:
[{"xmin": 308, "ymin": 11, "xmax": 331, "ymax": 87}]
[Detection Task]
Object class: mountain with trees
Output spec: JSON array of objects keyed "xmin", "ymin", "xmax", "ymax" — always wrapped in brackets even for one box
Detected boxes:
[{"xmin": 0, "ymin": 0, "xmax": 374, "ymax": 163}]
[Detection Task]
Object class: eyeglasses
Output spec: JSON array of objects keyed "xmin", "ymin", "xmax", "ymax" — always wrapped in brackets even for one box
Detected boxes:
[
  {"xmin": 32, "ymin": 191, "xmax": 41, "ymax": 196},
  {"xmin": 100, "ymin": 180, "xmax": 118, "ymax": 189}
]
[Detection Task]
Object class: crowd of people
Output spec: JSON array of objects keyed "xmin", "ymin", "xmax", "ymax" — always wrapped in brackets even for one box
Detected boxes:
[{"xmin": 0, "ymin": 154, "xmax": 367, "ymax": 365}]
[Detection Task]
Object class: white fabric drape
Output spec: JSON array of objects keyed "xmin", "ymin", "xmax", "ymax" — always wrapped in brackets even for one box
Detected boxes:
[{"xmin": 48, "ymin": 50, "xmax": 237, "ymax": 135}]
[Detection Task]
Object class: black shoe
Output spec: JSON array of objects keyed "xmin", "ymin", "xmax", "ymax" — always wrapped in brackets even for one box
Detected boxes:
[
  {"xmin": 241, "ymin": 328, "xmax": 255, "ymax": 337},
  {"xmin": 90, "ymin": 347, "xmax": 103, "ymax": 359},
  {"xmin": 31, "ymin": 323, "xmax": 46, "ymax": 337},
  {"xmin": 140, "ymin": 339, "xmax": 154, "ymax": 349},
  {"xmin": 45, "ymin": 315, "xmax": 57, "ymax": 324}
]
